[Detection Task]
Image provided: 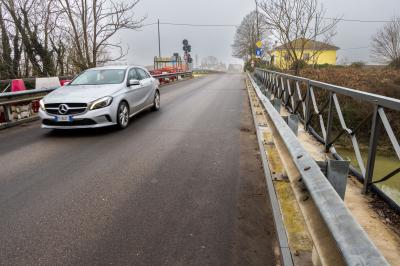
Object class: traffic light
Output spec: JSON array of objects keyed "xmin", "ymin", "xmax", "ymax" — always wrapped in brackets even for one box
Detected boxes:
[
  {"xmin": 182, "ymin": 39, "xmax": 193, "ymax": 66},
  {"xmin": 183, "ymin": 40, "xmax": 191, "ymax": 53}
]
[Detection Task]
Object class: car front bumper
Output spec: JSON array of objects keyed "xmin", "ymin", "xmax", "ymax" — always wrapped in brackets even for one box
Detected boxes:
[{"xmin": 39, "ymin": 106, "xmax": 117, "ymax": 129}]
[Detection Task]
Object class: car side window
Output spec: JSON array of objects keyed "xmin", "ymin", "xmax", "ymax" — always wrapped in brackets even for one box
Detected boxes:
[
  {"xmin": 128, "ymin": 68, "xmax": 140, "ymax": 80},
  {"xmin": 136, "ymin": 68, "xmax": 149, "ymax": 80}
]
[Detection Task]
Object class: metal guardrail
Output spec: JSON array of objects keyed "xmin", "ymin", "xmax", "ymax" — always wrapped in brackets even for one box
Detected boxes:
[
  {"xmin": 246, "ymin": 76, "xmax": 293, "ymax": 266},
  {"xmin": 248, "ymin": 72, "xmax": 389, "ymax": 265},
  {"xmin": 152, "ymin": 71, "xmax": 192, "ymax": 79},
  {"xmin": 254, "ymin": 68, "xmax": 400, "ymax": 211},
  {"xmin": 0, "ymin": 72, "xmax": 192, "ymax": 129}
]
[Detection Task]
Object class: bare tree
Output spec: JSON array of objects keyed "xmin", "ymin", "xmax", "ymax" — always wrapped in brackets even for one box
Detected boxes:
[
  {"xmin": 372, "ymin": 17, "xmax": 400, "ymax": 69},
  {"xmin": 259, "ymin": 0, "xmax": 338, "ymax": 74},
  {"xmin": 57, "ymin": 0, "xmax": 144, "ymax": 71},
  {"xmin": 232, "ymin": 11, "xmax": 269, "ymax": 60},
  {"xmin": 1, "ymin": 0, "xmax": 57, "ymax": 76},
  {"xmin": 0, "ymin": 4, "xmax": 13, "ymax": 78},
  {"xmin": 0, "ymin": 0, "xmax": 144, "ymax": 78}
]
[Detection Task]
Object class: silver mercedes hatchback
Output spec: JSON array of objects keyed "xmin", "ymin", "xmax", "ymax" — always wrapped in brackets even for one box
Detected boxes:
[{"xmin": 39, "ymin": 66, "xmax": 160, "ymax": 129}]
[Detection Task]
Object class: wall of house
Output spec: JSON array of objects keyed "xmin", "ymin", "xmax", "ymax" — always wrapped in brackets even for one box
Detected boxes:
[{"xmin": 271, "ymin": 49, "xmax": 337, "ymax": 69}]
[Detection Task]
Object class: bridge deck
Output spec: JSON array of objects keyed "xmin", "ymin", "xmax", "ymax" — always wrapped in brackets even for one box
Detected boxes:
[{"xmin": 0, "ymin": 74, "xmax": 278, "ymax": 265}]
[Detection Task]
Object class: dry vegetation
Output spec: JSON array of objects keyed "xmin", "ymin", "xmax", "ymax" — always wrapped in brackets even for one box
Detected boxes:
[
  {"xmin": 293, "ymin": 66, "xmax": 400, "ymax": 147},
  {"xmin": 299, "ymin": 66, "xmax": 400, "ymax": 100}
]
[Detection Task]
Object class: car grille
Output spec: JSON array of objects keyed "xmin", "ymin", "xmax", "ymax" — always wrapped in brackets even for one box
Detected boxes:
[
  {"xmin": 45, "ymin": 103, "xmax": 87, "ymax": 115},
  {"xmin": 42, "ymin": 119, "xmax": 96, "ymax": 126}
]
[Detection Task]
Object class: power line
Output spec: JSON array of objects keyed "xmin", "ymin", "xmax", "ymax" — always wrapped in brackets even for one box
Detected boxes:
[
  {"xmin": 142, "ymin": 17, "xmax": 392, "ymax": 29},
  {"xmin": 141, "ymin": 22, "xmax": 158, "ymax": 27},
  {"xmin": 322, "ymin": 17, "xmax": 392, "ymax": 23},
  {"xmin": 141, "ymin": 22, "xmax": 238, "ymax": 28},
  {"xmin": 162, "ymin": 22, "xmax": 239, "ymax": 27}
]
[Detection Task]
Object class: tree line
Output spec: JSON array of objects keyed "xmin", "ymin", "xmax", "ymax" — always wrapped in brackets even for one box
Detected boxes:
[{"xmin": 0, "ymin": 0, "xmax": 144, "ymax": 80}]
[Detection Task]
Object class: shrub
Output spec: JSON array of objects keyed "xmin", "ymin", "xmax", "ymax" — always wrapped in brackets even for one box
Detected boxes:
[
  {"xmin": 297, "ymin": 66, "xmax": 400, "ymax": 146},
  {"xmin": 290, "ymin": 60, "xmax": 307, "ymax": 71},
  {"xmin": 350, "ymin": 61, "xmax": 366, "ymax": 68},
  {"xmin": 315, "ymin": 63, "xmax": 331, "ymax": 69},
  {"xmin": 389, "ymin": 58, "xmax": 400, "ymax": 69},
  {"xmin": 394, "ymin": 77, "xmax": 400, "ymax": 86}
]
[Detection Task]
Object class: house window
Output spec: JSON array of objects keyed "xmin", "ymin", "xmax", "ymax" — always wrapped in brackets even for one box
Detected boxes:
[{"xmin": 303, "ymin": 53, "xmax": 310, "ymax": 61}]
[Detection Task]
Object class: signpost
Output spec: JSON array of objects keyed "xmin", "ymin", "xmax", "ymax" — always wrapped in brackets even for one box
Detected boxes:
[
  {"xmin": 255, "ymin": 40, "xmax": 264, "ymax": 58},
  {"xmin": 255, "ymin": 48, "xmax": 263, "ymax": 58}
]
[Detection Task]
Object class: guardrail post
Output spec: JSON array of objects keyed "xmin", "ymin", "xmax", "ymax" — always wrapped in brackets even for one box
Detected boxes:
[
  {"xmin": 288, "ymin": 114, "xmax": 299, "ymax": 135},
  {"xmin": 3, "ymin": 104, "xmax": 11, "ymax": 123},
  {"xmin": 363, "ymin": 105, "xmax": 381, "ymax": 194},
  {"xmin": 325, "ymin": 92, "xmax": 334, "ymax": 152},
  {"xmin": 327, "ymin": 159, "xmax": 350, "ymax": 200},
  {"xmin": 273, "ymin": 98, "xmax": 282, "ymax": 113}
]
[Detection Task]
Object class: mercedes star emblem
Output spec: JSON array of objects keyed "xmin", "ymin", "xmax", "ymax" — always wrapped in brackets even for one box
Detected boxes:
[{"xmin": 58, "ymin": 104, "xmax": 69, "ymax": 115}]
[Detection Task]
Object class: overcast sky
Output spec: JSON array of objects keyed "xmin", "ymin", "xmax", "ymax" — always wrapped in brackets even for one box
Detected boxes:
[{"xmin": 116, "ymin": 0, "xmax": 400, "ymax": 66}]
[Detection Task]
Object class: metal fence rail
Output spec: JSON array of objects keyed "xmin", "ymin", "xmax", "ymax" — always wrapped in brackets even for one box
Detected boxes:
[
  {"xmin": 254, "ymin": 68, "xmax": 400, "ymax": 211},
  {"xmin": 248, "ymin": 72, "xmax": 389, "ymax": 265},
  {"xmin": 0, "ymin": 72, "xmax": 192, "ymax": 129}
]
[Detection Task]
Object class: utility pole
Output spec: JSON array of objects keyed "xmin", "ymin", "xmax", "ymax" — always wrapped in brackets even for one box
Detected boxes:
[
  {"xmin": 313, "ymin": 14, "xmax": 317, "ymax": 68},
  {"xmin": 255, "ymin": 0, "xmax": 260, "ymax": 40},
  {"xmin": 158, "ymin": 19, "xmax": 161, "ymax": 58}
]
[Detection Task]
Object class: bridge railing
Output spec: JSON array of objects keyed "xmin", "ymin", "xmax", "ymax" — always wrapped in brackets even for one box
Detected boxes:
[
  {"xmin": 248, "ymin": 72, "xmax": 389, "ymax": 265},
  {"xmin": 0, "ymin": 71, "xmax": 192, "ymax": 129},
  {"xmin": 254, "ymin": 68, "xmax": 400, "ymax": 211}
]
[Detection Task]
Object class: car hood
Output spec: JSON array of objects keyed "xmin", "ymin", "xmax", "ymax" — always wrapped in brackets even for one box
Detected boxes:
[{"xmin": 44, "ymin": 84, "xmax": 123, "ymax": 103}]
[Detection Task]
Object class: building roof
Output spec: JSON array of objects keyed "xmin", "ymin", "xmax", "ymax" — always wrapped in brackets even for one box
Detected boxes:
[{"xmin": 273, "ymin": 39, "xmax": 340, "ymax": 51}]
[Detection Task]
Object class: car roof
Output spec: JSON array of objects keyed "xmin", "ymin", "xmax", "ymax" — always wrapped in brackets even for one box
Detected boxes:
[{"xmin": 88, "ymin": 65, "xmax": 146, "ymax": 71}]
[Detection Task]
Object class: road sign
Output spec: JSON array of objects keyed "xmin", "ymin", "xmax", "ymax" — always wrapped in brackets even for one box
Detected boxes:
[
  {"xmin": 255, "ymin": 48, "xmax": 263, "ymax": 58},
  {"xmin": 256, "ymin": 40, "xmax": 263, "ymax": 48}
]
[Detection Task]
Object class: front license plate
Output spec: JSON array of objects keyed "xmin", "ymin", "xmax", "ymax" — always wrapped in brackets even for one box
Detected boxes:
[{"xmin": 54, "ymin": 115, "xmax": 73, "ymax": 122}]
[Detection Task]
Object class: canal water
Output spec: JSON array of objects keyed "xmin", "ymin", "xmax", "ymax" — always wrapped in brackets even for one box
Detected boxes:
[{"xmin": 336, "ymin": 148, "xmax": 400, "ymax": 206}]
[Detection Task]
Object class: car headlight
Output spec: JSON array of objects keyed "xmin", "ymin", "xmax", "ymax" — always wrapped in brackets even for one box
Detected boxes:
[
  {"xmin": 89, "ymin": 96, "xmax": 113, "ymax": 110},
  {"xmin": 39, "ymin": 99, "xmax": 45, "ymax": 111}
]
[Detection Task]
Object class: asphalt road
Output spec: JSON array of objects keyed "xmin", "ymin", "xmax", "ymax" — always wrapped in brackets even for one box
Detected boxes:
[{"xmin": 0, "ymin": 74, "xmax": 277, "ymax": 265}]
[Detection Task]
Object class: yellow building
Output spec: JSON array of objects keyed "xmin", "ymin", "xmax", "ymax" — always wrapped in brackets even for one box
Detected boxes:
[{"xmin": 271, "ymin": 39, "xmax": 339, "ymax": 69}]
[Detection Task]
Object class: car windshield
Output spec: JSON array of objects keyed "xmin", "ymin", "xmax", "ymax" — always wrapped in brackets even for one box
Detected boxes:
[{"xmin": 70, "ymin": 69, "xmax": 126, "ymax": 85}]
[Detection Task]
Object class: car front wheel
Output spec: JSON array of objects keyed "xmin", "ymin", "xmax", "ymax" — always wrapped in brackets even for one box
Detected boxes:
[
  {"xmin": 117, "ymin": 102, "xmax": 129, "ymax": 129},
  {"xmin": 152, "ymin": 91, "xmax": 160, "ymax": 111}
]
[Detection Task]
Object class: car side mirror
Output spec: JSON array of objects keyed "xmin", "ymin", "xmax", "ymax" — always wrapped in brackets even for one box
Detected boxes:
[{"xmin": 128, "ymin": 79, "xmax": 140, "ymax": 86}]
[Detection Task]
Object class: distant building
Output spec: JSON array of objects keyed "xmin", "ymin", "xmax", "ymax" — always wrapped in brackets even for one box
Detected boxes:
[
  {"xmin": 228, "ymin": 64, "xmax": 243, "ymax": 72},
  {"xmin": 271, "ymin": 39, "xmax": 339, "ymax": 69}
]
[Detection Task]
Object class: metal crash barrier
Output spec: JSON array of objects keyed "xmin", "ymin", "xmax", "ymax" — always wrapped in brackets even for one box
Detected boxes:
[
  {"xmin": 254, "ymin": 68, "xmax": 400, "ymax": 212},
  {"xmin": 0, "ymin": 72, "xmax": 192, "ymax": 129},
  {"xmin": 248, "ymin": 72, "xmax": 389, "ymax": 265}
]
